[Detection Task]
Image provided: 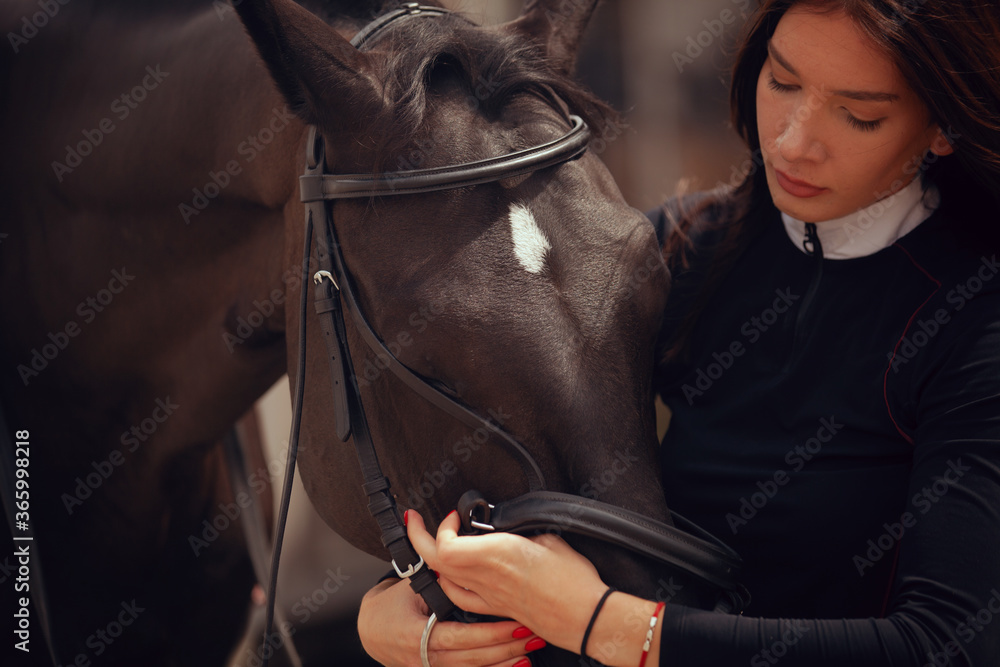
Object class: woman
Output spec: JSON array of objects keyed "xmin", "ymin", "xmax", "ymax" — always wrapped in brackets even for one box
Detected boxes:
[{"xmin": 359, "ymin": 0, "xmax": 1000, "ymax": 665}]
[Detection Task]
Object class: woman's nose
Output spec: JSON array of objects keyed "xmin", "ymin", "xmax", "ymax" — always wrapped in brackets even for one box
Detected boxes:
[{"xmin": 774, "ymin": 102, "xmax": 826, "ymax": 163}]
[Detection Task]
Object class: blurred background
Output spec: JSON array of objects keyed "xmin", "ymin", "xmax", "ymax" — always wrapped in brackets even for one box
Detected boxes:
[{"xmin": 240, "ymin": 1, "xmax": 752, "ymax": 665}]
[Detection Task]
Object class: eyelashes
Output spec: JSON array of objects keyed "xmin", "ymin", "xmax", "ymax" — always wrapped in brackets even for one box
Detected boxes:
[
  {"xmin": 845, "ymin": 115, "xmax": 883, "ymax": 133},
  {"xmin": 766, "ymin": 74, "xmax": 885, "ymax": 133},
  {"xmin": 767, "ymin": 74, "xmax": 796, "ymax": 94}
]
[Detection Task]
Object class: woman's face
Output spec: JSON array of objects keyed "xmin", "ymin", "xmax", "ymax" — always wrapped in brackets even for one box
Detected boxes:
[{"xmin": 756, "ymin": 5, "xmax": 953, "ymax": 222}]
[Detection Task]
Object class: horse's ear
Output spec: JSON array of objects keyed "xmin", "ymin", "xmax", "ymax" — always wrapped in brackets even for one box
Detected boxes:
[
  {"xmin": 505, "ymin": 0, "xmax": 600, "ymax": 75},
  {"xmin": 235, "ymin": 0, "xmax": 381, "ymax": 128}
]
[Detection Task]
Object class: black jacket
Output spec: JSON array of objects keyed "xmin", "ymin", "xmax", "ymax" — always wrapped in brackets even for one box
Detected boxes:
[{"xmin": 648, "ymin": 193, "xmax": 1000, "ymax": 666}]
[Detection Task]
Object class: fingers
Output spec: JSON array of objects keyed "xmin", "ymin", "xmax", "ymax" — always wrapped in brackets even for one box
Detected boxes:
[
  {"xmin": 436, "ymin": 576, "xmax": 496, "ymax": 617},
  {"xmin": 426, "ymin": 638, "xmax": 541, "ymax": 667},
  {"xmin": 407, "ymin": 509, "xmax": 441, "ymax": 567},
  {"xmin": 427, "ymin": 620, "xmax": 547, "ymax": 667},
  {"xmin": 436, "ymin": 507, "xmax": 461, "ymax": 541}
]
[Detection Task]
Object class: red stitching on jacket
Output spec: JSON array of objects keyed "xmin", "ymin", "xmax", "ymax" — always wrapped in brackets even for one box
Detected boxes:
[{"xmin": 883, "ymin": 244, "xmax": 942, "ymax": 445}]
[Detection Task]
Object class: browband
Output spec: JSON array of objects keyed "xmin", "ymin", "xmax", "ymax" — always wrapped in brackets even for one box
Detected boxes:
[{"xmin": 300, "ymin": 115, "xmax": 591, "ymax": 201}]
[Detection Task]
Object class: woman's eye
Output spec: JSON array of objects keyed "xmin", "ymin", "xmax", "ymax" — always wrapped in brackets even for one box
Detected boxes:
[
  {"xmin": 846, "ymin": 114, "xmax": 884, "ymax": 133},
  {"xmin": 767, "ymin": 74, "xmax": 798, "ymax": 93}
]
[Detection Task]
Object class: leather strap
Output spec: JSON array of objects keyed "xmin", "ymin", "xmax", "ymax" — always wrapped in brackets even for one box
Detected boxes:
[
  {"xmin": 304, "ymin": 155, "xmax": 461, "ymax": 620},
  {"xmin": 350, "ymin": 4, "xmax": 450, "ymax": 50},
  {"xmin": 300, "ymin": 116, "xmax": 590, "ymax": 201},
  {"xmin": 458, "ymin": 490, "xmax": 751, "ymax": 613}
]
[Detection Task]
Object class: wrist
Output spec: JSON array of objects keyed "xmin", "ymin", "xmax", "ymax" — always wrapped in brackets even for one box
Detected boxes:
[
  {"xmin": 362, "ymin": 577, "xmax": 399, "ymax": 602},
  {"xmin": 582, "ymin": 593, "xmax": 663, "ymax": 667}
]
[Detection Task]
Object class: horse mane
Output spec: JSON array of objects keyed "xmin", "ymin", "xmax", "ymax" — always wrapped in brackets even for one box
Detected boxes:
[{"xmin": 364, "ymin": 11, "xmax": 616, "ymax": 172}]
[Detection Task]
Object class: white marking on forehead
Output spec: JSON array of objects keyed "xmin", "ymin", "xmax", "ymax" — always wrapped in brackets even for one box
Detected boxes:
[{"xmin": 509, "ymin": 203, "xmax": 551, "ymax": 275}]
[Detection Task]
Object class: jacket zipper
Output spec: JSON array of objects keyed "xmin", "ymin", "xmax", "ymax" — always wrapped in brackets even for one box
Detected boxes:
[{"xmin": 782, "ymin": 222, "xmax": 824, "ymax": 373}]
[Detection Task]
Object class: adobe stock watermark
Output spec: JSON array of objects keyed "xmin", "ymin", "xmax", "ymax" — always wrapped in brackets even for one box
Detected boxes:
[
  {"xmin": 681, "ymin": 288, "xmax": 800, "ymax": 405},
  {"xmin": 61, "ymin": 397, "xmax": 179, "ymax": 515},
  {"xmin": 726, "ymin": 416, "xmax": 843, "ymax": 534},
  {"xmin": 853, "ymin": 458, "xmax": 970, "ymax": 577},
  {"xmin": 289, "ymin": 567, "xmax": 352, "ymax": 624},
  {"xmin": 49, "ymin": 600, "xmax": 146, "ymax": 665},
  {"xmin": 888, "ymin": 254, "xmax": 999, "ymax": 373},
  {"xmin": 579, "ymin": 450, "xmax": 641, "ymax": 500},
  {"xmin": 16, "ymin": 268, "xmax": 135, "ymax": 386},
  {"xmin": 672, "ymin": 0, "xmax": 753, "ymax": 73},
  {"xmin": 924, "ymin": 588, "xmax": 1000, "ymax": 667},
  {"xmin": 575, "ymin": 588, "xmax": 685, "ymax": 667},
  {"xmin": 764, "ymin": 84, "xmax": 834, "ymax": 156},
  {"xmin": 223, "ymin": 244, "xmax": 326, "ymax": 353},
  {"xmin": 517, "ymin": 448, "xmax": 649, "ymax": 572},
  {"xmin": 716, "ymin": 148, "xmax": 765, "ymax": 192},
  {"xmin": 405, "ymin": 406, "xmax": 513, "ymax": 510},
  {"xmin": 618, "ymin": 244, "xmax": 668, "ymax": 301},
  {"xmin": 188, "ymin": 448, "xmax": 298, "ymax": 556},
  {"xmin": 237, "ymin": 567, "xmax": 351, "ymax": 667},
  {"xmin": 223, "ymin": 291, "xmax": 286, "ymax": 353},
  {"xmin": 7, "ymin": 0, "xmax": 71, "ymax": 54},
  {"xmin": 843, "ymin": 127, "xmax": 962, "ymax": 247},
  {"xmin": 750, "ymin": 620, "xmax": 810, "ymax": 667},
  {"xmin": 179, "ymin": 106, "xmax": 296, "ymax": 224},
  {"xmin": 51, "ymin": 66, "xmax": 170, "ymax": 182},
  {"xmin": 354, "ymin": 289, "xmax": 452, "ymax": 388}
]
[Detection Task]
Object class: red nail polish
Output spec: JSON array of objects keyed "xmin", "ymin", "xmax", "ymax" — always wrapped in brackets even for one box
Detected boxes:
[
  {"xmin": 446, "ymin": 509, "xmax": 457, "ymax": 519},
  {"xmin": 512, "ymin": 626, "xmax": 532, "ymax": 639},
  {"xmin": 513, "ymin": 659, "xmax": 531, "ymax": 667},
  {"xmin": 525, "ymin": 637, "xmax": 546, "ymax": 652},
  {"xmin": 403, "ymin": 510, "xmax": 409, "ymax": 527}
]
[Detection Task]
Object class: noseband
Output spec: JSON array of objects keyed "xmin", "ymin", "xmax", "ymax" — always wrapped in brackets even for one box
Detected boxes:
[{"xmin": 261, "ymin": 6, "xmax": 747, "ymax": 664}]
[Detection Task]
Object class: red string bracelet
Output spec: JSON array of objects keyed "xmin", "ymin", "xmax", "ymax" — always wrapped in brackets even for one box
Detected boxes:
[{"xmin": 638, "ymin": 602, "xmax": 666, "ymax": 667}]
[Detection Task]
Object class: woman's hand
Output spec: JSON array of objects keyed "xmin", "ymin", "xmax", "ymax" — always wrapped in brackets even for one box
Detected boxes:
[
  {"xmin": 406, "ymin": 509, "xmax": 610, "ymax": 654},
  {"xmin": 358, "ymin": 575, "xmax": 544, "ymax": 667}
]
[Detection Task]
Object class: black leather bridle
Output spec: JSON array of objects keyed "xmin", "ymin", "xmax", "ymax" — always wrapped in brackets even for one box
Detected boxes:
[{"xmin": 260, "ymin": 5, "xmax": 748, "ymax": 665}]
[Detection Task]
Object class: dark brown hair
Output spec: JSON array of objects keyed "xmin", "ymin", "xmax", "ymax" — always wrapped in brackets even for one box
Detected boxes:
[{"xmin": 662, "ymin": 0, "xmax": 1000, "ymax": 363}]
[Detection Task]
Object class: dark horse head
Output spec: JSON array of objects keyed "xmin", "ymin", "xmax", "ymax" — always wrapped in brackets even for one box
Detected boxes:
[{"xmin": 236, "ymin": 0, "xmax": 675, "ymax": 657}]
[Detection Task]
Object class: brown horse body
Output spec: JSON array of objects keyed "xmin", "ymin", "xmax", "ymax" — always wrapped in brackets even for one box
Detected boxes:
[
  {"xmin": 1, "ymin": 1, "xmax": 675, "ymax": 664},
  {"xmin": 1, "ymin": 3, "xmax": 296, "ymax": 664}
]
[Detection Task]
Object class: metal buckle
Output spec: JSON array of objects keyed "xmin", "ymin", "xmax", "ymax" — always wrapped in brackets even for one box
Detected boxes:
[
  {"xmin": 470, "ymin": 504, "xmax": 495, "ymax": 532},
  {"xmin": 404, "ymin": 2, "xmax": 422, "ymax": 13},
  {"xmin": 392, "ymin": 555, "xmax": 425, "ymax": 578},
  {"xmin": 313, "ymin": 270, "xmax": 339, "ymax": 290}
]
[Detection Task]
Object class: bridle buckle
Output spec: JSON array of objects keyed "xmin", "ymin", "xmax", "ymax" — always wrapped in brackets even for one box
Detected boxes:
[
  {"xmin": 313, "ymin": 270, "xmax": 339, "ymax": 290},
  {"xmin": 458, "ymin": 490, "xmax": 496, "ymax": 533},
  {"xmin": 392, "ymin": 555, "xmax": 425, "ymax": 578}
]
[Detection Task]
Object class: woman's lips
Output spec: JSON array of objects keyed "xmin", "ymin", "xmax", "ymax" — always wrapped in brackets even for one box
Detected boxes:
[{"xmin": 775, "ymin": 169, "xmax": 829, "ymax": 198}]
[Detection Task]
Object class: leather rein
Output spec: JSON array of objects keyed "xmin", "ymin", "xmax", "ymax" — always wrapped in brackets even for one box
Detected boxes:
[{"xmin": 261, "ymin": 5, "xmax": 748, "ymax": 664}]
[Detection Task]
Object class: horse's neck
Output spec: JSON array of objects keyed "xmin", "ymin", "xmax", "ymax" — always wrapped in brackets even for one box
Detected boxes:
[{"xmin": 0, "ymin": 6, "xmax": 306, "ymax": 460}]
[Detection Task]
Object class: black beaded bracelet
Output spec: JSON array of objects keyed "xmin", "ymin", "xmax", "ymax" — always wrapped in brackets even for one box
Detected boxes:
[{"xmin": 581, "ymin": 586, "xmax": 616, "ymax": 659}]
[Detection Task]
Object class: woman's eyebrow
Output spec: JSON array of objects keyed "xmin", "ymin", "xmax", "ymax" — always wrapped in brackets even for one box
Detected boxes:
[{"xmin": 767, "ymin": 40, "xmax": 900, "ymax": 102}]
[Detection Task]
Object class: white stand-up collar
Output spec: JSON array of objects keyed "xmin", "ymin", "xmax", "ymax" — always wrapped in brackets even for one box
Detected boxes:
[{"xmin": 781, "ymin": 178, "xmax": 940, "ymax": 259}]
